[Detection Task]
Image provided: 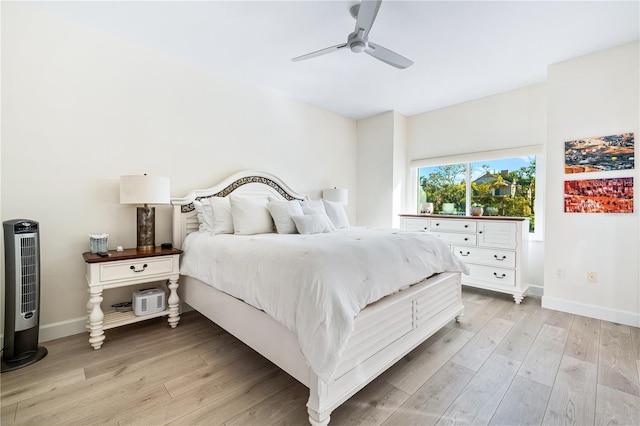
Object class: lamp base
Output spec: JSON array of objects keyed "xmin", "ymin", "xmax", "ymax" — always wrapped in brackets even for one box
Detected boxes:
[{"xmin": 136, "ymin": 206, "xmax": 155, "ymax": 251}]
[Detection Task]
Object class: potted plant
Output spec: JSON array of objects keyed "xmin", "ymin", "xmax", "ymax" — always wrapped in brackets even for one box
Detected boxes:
[{"xmin": 470, "ymin": 203, "xmax": 484, "ymax": 216}]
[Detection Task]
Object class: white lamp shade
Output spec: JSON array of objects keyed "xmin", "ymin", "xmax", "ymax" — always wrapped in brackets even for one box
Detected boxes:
[
  {"xmin": 322, "ymin": 188, "xmax": 348, "ymax": 205},
  {"xmin": 120, "ymin": 175, "xmax": 170, "ymax": 205}
]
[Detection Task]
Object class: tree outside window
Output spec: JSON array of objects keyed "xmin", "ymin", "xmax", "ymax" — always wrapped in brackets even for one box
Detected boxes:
[{"xmin": 418, "ymin": 156, "xmax": 536, "ymax": 231}]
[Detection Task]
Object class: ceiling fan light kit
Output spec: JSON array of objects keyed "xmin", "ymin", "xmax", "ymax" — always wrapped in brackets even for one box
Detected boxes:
[{"xmin": 292, "ymin": 0, "xmax": 414, "ymax": 69}]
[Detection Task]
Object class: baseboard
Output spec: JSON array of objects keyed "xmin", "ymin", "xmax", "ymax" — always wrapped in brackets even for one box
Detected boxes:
[
  {"xmin": 542, "ymin": 296, "xmax": 640, "ymax": 328},
  {"xmin": 526, "ymin": 284, "xmax": 544, "ymax": 298},
  {"xmin": 39, "ymin": 316, "xmax": 88, "ymax": 343}
]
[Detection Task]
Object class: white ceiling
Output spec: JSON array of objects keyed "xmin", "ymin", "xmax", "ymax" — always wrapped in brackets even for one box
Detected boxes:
[{"xmin": 28, "ymin": 0, "xmax": 640, "ymax": 120}]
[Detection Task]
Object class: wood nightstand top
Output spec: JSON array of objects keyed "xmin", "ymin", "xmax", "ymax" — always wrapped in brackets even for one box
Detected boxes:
[{"xmin": 82, "ymin": 246, "xmax": 183, "ymax": 263}]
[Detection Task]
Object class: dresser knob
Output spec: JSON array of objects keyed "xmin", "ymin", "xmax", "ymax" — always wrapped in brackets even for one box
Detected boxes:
[
  {"xmin": 493, "ymin": 272, "xmax": 506, "ymax": 279},
  {"xmin": 494, "ymin": 255, "xmax": 507, "ymax": 261}
]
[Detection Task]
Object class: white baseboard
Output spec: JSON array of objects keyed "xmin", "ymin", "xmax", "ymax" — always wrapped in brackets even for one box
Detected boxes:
[
  {"xmin": 542, "ymin": 296, "xmax": 640, "ymax": 328},
  {"xmin": 39, "ymin": 316, "xmax": 88, "ymax": 343},
  {"xmin": 527, "ymin": 284, "xmax": 544, "ymax": 298}
]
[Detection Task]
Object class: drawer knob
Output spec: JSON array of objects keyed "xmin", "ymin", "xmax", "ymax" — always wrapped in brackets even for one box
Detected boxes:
[
  {"xmin": 459, "ymin": 251, "xmax": 470, "ymax": 257},
  {"xmin": 493, "ymin": 272, "xmax": 506, "ymax": 279},
  {"xmin": 494, "ymin": 255, "xmax": 507, "ymax": 261},
  {"xmin": 464, "ymin": 224, "xmax": 469, "ymax": 228},
  {"xmin": 130, "ymin": 264, "xmax": 148, "ymax": 273},
  {"xmin": 464, "ymin": 237, "xmax": 469, "ymax": 241},
  {"xmin": 435, "ymin": 223, "xmax": 440, "ymax": 226}
]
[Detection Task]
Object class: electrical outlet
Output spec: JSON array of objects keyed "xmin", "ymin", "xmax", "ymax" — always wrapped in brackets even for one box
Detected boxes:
[
  {"xmin": 556, "ymin": 268, "xmax": 566, "ymax": 279},
  {"xmin": 587, "ymin": 271, "xmax": 598, "ymax": 283}
]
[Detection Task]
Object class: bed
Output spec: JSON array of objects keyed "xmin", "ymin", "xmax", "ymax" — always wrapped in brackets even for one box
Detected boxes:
[{"xmin": 171, "ymin": 170, "xmax": 466, "ymax": 425}]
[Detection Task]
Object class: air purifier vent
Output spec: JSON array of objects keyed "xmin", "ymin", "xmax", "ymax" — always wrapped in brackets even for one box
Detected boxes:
[{"xmin": 20, "ymin": 235, "xmax": 38, "ymax": 315}]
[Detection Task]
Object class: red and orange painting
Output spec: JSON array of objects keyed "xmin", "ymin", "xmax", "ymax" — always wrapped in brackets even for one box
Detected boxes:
[{"xmin": 564, "ymin": 178, "xmax": 633, "ymax": 213}]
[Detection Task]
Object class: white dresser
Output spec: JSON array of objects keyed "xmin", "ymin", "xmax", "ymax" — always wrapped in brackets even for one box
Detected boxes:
[{"xmin": 400, "ymin": 215, "xmax": 529, "ymax": 304}]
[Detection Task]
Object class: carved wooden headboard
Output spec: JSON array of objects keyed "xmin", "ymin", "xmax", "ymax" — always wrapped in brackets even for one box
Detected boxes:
[{"xmin": 170, "ymin": 171, "xmax": 308, "ymax": 248}]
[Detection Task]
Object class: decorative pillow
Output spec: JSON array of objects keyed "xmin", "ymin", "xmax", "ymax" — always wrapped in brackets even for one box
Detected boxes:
[
  {"xmin": 230, "ymin": 195, "xmax": 274, "ymax": 235},
  {"xmin": 209, "ymin": 196, "xmax": 234, "ymax": 234},
  {"xmin": 300, "ymin": 199, "xmax": 335, "ymax": 231},
  {"xmin": 322, "ymin": 199, "xmax": 350, "ymax": 229},
  {"xmin": 193, "ymin": 200, "xmax": 206, "ymax": 232},
  {"xmin": 193, "ymin": 199, "xmax": 214, "ymax": 232},
  {"xmin": 267, "ymin": 200, "xmax": 303, "ymax": 234},
  {"xmin": 291, "ymin": 214, "xmax": 334, "ymax": 235},
  {"xmin": 300, "ymin": 199, "xmax": 326, "ymax": 215}
]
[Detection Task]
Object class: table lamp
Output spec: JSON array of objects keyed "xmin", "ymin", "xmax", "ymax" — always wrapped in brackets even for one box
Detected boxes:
[
  {"xmin": 322, "ymin": 187, "xmax": 348, "ymax": 205},
  {"xmin": 120, "ymin": 174, "xmax": 170, "ymax": 251}
]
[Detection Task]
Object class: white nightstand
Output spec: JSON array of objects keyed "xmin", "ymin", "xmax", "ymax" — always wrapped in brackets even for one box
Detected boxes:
[{"xmin": 82, "ymin": 247, "xmax": 182, "ymax": 349}]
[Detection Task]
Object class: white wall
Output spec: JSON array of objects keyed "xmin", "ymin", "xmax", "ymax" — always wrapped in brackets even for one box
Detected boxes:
[
  {"xmin": 356, "ymin": 111, "xmax": 408, "ymax": 228},
  {"xmin": 408, "ymin": 84, "xmax": 548, "ymax": 161},
  {"xmin": 356, "ymin": 112, "xmax": 395, "ymax": 227},
  {"xmin": 543, "ymin": 42, "xmax": 639, "ymax": 326},
  {"xmin": 1, "ymin": 4, "xmax": 356, "ymax": 341},
  {"xmin": 406, "ymin": 84, "xmax": 547, "ymax": 290}
]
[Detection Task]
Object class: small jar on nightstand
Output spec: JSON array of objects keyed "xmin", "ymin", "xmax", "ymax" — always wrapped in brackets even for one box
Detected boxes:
[{"xmin": 82, "ymin": 246, "xmax": 182, "ymax": 349}]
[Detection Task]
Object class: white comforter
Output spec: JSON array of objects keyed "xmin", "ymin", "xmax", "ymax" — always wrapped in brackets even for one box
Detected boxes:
[{"xmin": 180, "ymin": 227, "xmax": 468, "ymax": 382}]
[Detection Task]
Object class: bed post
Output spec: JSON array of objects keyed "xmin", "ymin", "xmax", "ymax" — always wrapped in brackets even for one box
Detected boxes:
[
  {"xmin": 307, "ymin": 374, "xmax": 331, "ymax": 426},
  {"xmin": 172, "ymin": 204, "xmax": 186, "ymax": 249}
]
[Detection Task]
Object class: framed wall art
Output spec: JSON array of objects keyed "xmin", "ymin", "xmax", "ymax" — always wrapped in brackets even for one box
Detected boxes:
[
  {"xmin": 564, "ymin": 177, "xmax": 633, "ymax": 213},
  {"xmin": 564, "ymin": 132, "xmax": 634, "ymax": 174}
]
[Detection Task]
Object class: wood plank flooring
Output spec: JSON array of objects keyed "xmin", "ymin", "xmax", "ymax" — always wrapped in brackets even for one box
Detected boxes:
[{"xmin": 2, "ymin": 288, "xmax": 639, "ymax": 426}]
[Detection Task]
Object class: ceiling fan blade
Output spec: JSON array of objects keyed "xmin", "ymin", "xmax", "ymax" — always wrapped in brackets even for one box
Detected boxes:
[
  {"xmin": 366, "ymin": 42, "xmax": 414, "ymax": 69},
  {"xmin": 355, "ymin": 0, "xmax": 382, "ymax": 37},
  {"xmin": 292, "ymin": 43, "xmax": 348, "ymax": 62}
]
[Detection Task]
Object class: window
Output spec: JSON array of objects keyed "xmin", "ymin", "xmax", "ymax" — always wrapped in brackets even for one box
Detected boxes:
[{"xmin": 415, "ymin": 147, "xmax": 542, "ymax": 233}]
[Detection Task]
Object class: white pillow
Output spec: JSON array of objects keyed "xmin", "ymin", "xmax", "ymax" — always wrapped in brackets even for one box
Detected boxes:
[
  {"xmin": 292, "ymin": 214, "xmax": 334, "ymax": 235},
  {"xmin": 193, "ymin": 199, "xmax": 214, "ymax": 232},
  {"xmin": 322, "ymin": 199, "xmax": 350, "ymax": 229},
  {"xmin": 267, "ymin": 200, "xmax": 303, "ymax": 234},
  {"xmin": 230, "ymin": 195, "xmax": 274, "ymax": 235},
  {"xmin": 193, "ymin": 200, "xmax": 207, "ymax": 232},
  {"xmin": 300, "ymin": 199, "xmax": 326, "ymax": 215},
  {"xmin": 300, "ymin": 199, "xmax": 335, "ymax": 231},
  {"xmin": 209, "ymin": 196, "xmax": 234, "ymax": 234}
]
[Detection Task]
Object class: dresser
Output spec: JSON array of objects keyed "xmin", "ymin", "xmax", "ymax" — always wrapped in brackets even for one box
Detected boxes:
[{"xmin": 400, "ymin": 215, "xmax": 529, "ymax": 303}]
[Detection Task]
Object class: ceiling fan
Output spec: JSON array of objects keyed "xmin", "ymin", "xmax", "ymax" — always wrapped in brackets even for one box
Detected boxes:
[{"xmin": 292, "ymin": 0, "xmax": 414, "ymax": 69}]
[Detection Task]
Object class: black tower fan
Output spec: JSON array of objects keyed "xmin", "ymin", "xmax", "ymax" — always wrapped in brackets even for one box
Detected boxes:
[{"xmin": 1, "ymin": 219, "xmax": 47, "ymax": 372}]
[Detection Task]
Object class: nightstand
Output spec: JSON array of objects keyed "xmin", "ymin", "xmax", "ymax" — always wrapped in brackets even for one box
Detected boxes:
[{"xmin": 82, "ymin": 247, "xmax": 182, "ymax": 349}]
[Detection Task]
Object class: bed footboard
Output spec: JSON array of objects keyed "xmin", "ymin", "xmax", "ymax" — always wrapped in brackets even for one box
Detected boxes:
[{"xmin": 306, "ymin": 271, "xmax": 463, "ymax": 425}]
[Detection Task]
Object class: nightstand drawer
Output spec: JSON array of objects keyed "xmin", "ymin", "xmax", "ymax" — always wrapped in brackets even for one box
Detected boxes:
[
  {"xmin": 99, "ymin": 257, "xmax": 174, "ymax": 283},
  {"xmin": 453, "ymin": 246, "xmax": 516, "ymax": 268}
]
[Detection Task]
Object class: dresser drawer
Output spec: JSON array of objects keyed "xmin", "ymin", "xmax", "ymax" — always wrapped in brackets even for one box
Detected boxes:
[
  {"xmin": 465, "ymin": 264, "xmax": 515, "ymax": 287},
  {"xmin": 401, "ymin": 218, "xmax": 429, "ymax": 231},
  {"xmin": 430, "ymin": 219, "xmax": 476, "ymax": 233},
  {"xmin": 434, "ymin": 232, "xmax": 477, "ymax": 246},
  {"xmin": 99, "ymin": 257, "xmax": 175, "ymax": 283},
  {"xmin": 453, "ymin": 246, "xmax": 516, "ymax": 268}
]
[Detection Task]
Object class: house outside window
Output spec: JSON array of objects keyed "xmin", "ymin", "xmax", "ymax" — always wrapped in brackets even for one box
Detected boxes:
[{"xmin": 416, "ymin": 150, "xmax": 540, "ymax": 233}]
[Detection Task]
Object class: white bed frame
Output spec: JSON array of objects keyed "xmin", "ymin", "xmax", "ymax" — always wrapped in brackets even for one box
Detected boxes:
[{"xmin": 171, "ymin": 171, "xmax": 464, "ymax": 425}]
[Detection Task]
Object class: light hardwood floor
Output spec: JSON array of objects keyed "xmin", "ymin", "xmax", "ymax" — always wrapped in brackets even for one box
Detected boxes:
[{"xmin": 2, "ymin": 288, "xmax": 639, "ymax": 425}]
